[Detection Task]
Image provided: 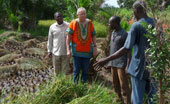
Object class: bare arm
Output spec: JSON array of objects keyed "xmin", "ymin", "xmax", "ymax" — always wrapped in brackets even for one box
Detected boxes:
[
  {"xmin": 92, "ymin": 35, "xmax": 98, "ymax": 57},
  {"xmin": 47, "ymin": 27, "xmax": 53, "ymax": 58},
  {"xmin": 94, "ymin": 47, "xmax": 130, "ymax": 71},
  {"xmin": 66, "ymin": 33, "xmax": 72, "ymax": 58},
  {"xmin": 92, "ymin": 35, "xmax": 97, "ymax": 46},
  {"xmin": 125, "ymin": 50, "xmax": 132, "ymax": 73},
  {"xmin": 106, "ymin": 47, "xmax": 129, "ymax": 62}
]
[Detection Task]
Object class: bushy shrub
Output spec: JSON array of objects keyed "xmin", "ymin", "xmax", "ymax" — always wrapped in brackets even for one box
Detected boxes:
[{"xmin": 95, "ymin": 7, "xmax": 133, "ymax": 24}]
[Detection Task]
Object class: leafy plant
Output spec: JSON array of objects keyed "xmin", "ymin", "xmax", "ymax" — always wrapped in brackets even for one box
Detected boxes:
[
  {"xmin": 9, "ymin": 13, "xmax": 19, "ymax": 30},
  {"xmin": 95, "ymin": 7, "xmax": 132, "ymax": 24},
  {"xmin": 93, "ymin": 21, "xmax": 107, "ymax": 37},
  {"xmin": 65, "ymin": 0, "xmax": 104, "ymax": 21},
  {"xmin": 144, "ymin": 24, "xmax": 170, "ymax": 104},
  {"xmin": 121, "ymin": 21, "xmax": 131, "ymax": 31}
]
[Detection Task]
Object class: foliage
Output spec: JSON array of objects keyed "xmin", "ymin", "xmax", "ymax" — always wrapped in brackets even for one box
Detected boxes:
[
  {"xmin": 0, "ymin": 0, "xmax": 103, "ymax": 30},
  {"xmin": 40, "ymin": 0, "xmax": 67, "ymax": 20},
  {"xmin": 144, "ymin": 4, "xmax": 170, "ymax": 104},
  {"xmin": 144, "ymin": 24, "xmax": 170, "ymax": 104},
  {"xmin": 93, "ymin": 21, "xmax": 107, "ymax": 37},
  {"xmin": 119, "ymin": 8, "xmax": 133, "ymax": 21},
  {"xmin": 24, "ymin": 20, "xmax": 55, "ymax": 37},
  {"xmin": 0, "ymin": 0, "xmax": 19, "ymax": 29},
  {"xmin": 121, "ymin": 21, "xmax": 132, "ymax": 31},
  {"xmin": 95, "ymin": 7, "xmax": 119, "ymax": 24},
  {"xmin": 117, "ymin": 0, "xmax": 136, "ymax": 9},
  {"xmin": 157, "ymin": 7, "xmax": 170, "ymax": 24},
  {"xmin": 9, "ymin": 13, "xmax": 19, "ymax": 30},
  {"xmin": 117, "ymin": 0, "xmax": 170, "ymax": 9},
  {"xmin": 65, "ymin": 0, "xmax": 104, "ymax": 21},
  {"xmin": 1, "ymin": 74, "xmax": 116, "ymax": 104},
  {"xmin": 95, "ymin": 7, "xmax": 133, "ymax": 24}
]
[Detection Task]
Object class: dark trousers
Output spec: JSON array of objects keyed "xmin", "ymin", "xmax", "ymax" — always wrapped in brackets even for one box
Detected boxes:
[{"xmin": 73, "ymin": 56, "xmax": 90, "ymax": 83}]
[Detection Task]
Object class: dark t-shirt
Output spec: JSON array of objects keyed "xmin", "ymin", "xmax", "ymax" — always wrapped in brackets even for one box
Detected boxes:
[{"xmin": 108, "ymin": 28, "xmax": 128, "ymax": 69}]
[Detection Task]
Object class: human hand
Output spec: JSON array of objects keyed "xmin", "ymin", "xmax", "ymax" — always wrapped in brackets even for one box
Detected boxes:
[
  {"xmin": 125, "ymin": 66, "xmax": 129, "ymax": 74},
  {"xmin": 48, "ymin": 52, "xmax": 52, "ymax": 58},
  {"xmin": 93, "ymin": 58, "xmax": 108, "ymax": 71},
  {"xmin": 67, "ymin": 50, "xmax": 72, "ymax": 58},
  {"xmin": 106, "ymin": 66, "xmax": 111, "ymax": 70}
]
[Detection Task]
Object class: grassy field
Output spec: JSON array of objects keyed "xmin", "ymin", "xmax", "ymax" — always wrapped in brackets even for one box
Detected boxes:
[
  {"xmin": 1, "ymin": 74, "xmax": 118, "ymax": 104},
  {"xmin": 23, "ymin": 20, "xmax": 107, "ymax": 38},
  {"xmin": 24, "ymin": 20, "xmax": 55, "ymax": 37}
]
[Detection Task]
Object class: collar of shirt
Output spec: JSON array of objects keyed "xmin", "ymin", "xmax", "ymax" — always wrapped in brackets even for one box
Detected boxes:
[
  {"xmin": 55, "ymin": 22, "xmax": 65, "ymax": 27},
  {"xmin": 76, "ymin": 18, "xmax": 89, "ymax": 24},
  {"xmin": 112, "ymin": 28, "xmax": 123, "ymax": 36}
]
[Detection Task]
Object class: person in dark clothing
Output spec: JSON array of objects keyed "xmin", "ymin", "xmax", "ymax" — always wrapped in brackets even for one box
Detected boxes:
[{"xmin": 107, "ymin": 16, "xmax": 131, "ymax": 104}]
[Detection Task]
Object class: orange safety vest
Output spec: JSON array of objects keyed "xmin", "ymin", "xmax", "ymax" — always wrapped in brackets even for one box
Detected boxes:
[{"xmin": 69, "ymin": 19, "xmax": 94, "ymax": 53}]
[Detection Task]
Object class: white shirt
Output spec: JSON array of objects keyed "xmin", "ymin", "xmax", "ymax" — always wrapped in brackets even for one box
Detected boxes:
[{"xmin": 47, "ymin": 21, "xmax": 69, "ymax": 56}]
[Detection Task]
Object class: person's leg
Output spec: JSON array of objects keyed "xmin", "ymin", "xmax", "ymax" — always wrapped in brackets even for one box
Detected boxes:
[
  {"xmin": 146, "ymin": 79, "xmax": 158, "ymax": 104},
  {"xmin": 111, "ymin": 67, "xmax": 122, "ymax": 102},
  {"xmin": 61, "ymin": 55, "xmax": 69, "ymax": 74},
  {"xmin": 73, "ymin": 56, "xmax": 81, "ymax": 83},
  {"xmin": 117, "ymin": 68, "xmax": 131, "ymax": 104},
  {"xmin": 131, "ymin": 76, "xmax": 146, "ymax": 104},
  {"xmin": 81, "ymin": 57, "xmax": 90, "ymax": 83},
  {"xmin": 52, "ymin": 54, "xmax": 61, "ymax": 75}
]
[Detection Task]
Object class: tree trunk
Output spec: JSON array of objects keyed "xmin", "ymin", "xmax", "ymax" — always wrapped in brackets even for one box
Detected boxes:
[
  {"xmin": 12, "ymin": 22, "xmax": 19, "ymax": 30},
  {"xmin": 21, "ymin": 14, "xmax": 37, "ymax": 30},
  {"xmin": 159, "ymin": 77, "xmax": 165, "ymax": 104}
]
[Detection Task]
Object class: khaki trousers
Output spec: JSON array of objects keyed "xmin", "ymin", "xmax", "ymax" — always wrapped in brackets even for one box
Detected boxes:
[
  {"xmin": 111, "ymin": 67, "xmax": 131, "ymax": 104},
  {"xmin": 52, "ymin": 55, "xmax": 69, "ymax": 75}
]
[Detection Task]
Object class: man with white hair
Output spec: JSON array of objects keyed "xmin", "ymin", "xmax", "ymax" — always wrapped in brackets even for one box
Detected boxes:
[
  {"xmin": 94, "ymin": 1, "xmax": 157, "ymax": 104},
  {"xmin": 66, "ymin": 7, "xmax": 98, "ymax": 83}
]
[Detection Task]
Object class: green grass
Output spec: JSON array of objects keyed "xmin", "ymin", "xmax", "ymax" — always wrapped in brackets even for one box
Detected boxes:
[
  {"xmin": 93, "ymin": 21, "xmax": 107, "ymax": 37},
  {"xmin": 24, "ymin": 20, "xmax": 56, "ymax": 37},
  {"xmin": 1, "ymin": 74, "xmax": 117, "ymax": 104}
]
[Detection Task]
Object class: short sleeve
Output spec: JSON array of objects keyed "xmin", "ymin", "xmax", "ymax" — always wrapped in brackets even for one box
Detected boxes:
[
  {"xmin": 92, "ymin": 28, "xmax": 96, "ymax": 36},
  {"xmin": 66, "ymin": 20, "xmax": 74, "ymax": 35},
  {"xmin": 122, "ymin": 31, "xmax": 128, "ymax": 43},
  {"xmin": 90, "ymin": 21, "xmax": 96, "ymax": 36},
  {"xmin": 123, "ymin": 23, "xmax": 137, "ymax": 50}
]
